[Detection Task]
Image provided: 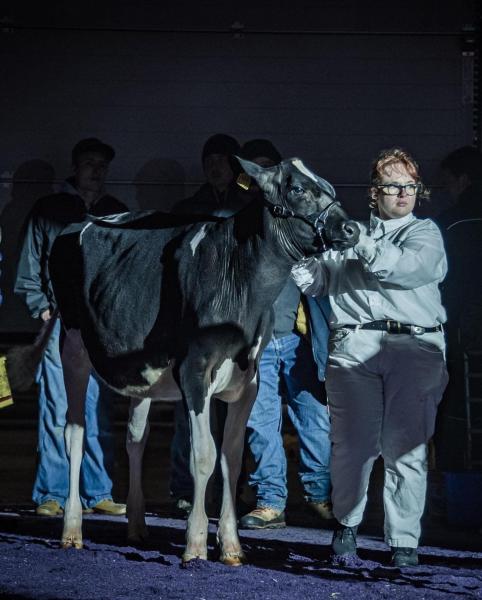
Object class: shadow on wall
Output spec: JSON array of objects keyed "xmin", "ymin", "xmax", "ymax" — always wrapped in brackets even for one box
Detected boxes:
[
  {"xmin": 134, "ymin": 159, "xmax": 186, "ymax": 212},
  {"xmin": 0, "ymin": 160, "xmax": 55, "ymax": 333}
]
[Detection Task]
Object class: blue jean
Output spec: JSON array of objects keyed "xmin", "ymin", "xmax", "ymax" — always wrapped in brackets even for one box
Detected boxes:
[
  {"xmin": 32, "ymin": 318, "xmax": 115, "ymax": 509},
  {"xmin": 247, "ymin": 332, "xmax": 331, "ymax": 511}
]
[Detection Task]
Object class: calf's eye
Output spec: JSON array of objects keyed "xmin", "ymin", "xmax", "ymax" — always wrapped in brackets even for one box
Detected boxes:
[{"xmin": 291, "ymin": 186, "xmax": 304, "ymax": 195}]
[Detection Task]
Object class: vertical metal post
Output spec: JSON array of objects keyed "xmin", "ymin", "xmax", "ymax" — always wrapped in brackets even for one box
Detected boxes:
[
  {"xmin": 478, "ymin": 10, "xmax": 482, "ymax": 151},
  {"xmin": 461, "ymin": 26, "xmax": 479, "ymax": 149}
]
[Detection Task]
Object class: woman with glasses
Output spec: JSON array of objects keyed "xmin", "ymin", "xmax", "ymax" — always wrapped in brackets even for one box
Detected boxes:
[{"xmin": 292, "ymin": 147, "xmax": 448, "ymax": 567}]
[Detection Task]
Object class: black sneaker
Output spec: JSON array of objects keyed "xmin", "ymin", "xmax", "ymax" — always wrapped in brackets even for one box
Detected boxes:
[
  {"xmin": 239, "ymin": 507, "xmax": 286, "ymax": 529},
  {"xmin": 391, "ymin": 547, "xmax": 418, "ymax": 567},
  {"xmin": 331, "ymin": 523, "xmax": 358, "ymax": 556}
]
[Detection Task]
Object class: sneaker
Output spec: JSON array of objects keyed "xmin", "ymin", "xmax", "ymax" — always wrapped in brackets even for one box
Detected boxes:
[
  {"xmin": 89, "ymin": 499, "xmax": 126, "ymax": 516},
  {"xmin": 171, "ymin": 497, "xmax": 193, "ymax": 519},
  {"xmin": 331, "ymin": 523, "xmax": 358, "ymax": 556},
  {"xmin": 307, "ymin": 500, "xmax": 335, "ymax": 520},
  {"xmin": 36, "ymin": 500, "xmax": 63, "ymax": 517},
  {"xmin": 391, "ymin": 547, "xmax": 418, "ymax": 567},
  {"xmin": 239, "ymin": 507, "xmax": 286, "ymax": 529}
]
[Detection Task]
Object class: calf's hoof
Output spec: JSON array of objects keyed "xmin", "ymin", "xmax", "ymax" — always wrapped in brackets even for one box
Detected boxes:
[
  {"xmin": 61, "ymin": 535, "xmax": 83, "ymax": 550},
  {"xmin": 182, "ymin": 551, "xmax": 208, "ymax": 564},
  {"xmin": 127, "ymin": 527, "xmax": 149, "ymax": 544},
  {"xmin": 220, "ymin": 550, "xmax": 246, "ymax": 567}
]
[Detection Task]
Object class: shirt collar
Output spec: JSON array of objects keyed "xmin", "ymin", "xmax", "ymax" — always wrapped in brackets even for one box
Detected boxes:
[
  {"xmin": 59, "ymin": 178, "xmax": 106, "ymax": 208},
  {"xmin": 369, "ymin": 210, "xmax": 414, "ymax": 235}
]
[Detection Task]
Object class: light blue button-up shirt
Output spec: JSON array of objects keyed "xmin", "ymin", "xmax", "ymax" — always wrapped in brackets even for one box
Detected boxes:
[{"xmin": 291, "ymin": 212, "xmax": 447, "ymax": 329}]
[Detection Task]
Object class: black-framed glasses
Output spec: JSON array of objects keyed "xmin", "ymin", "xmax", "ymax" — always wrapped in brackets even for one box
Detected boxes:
[{"xmin": 377, "ymin": 183, "xmax": 420, "ymax": 196}]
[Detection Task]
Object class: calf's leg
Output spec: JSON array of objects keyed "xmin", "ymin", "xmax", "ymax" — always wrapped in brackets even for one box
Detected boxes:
[
  {"xmin": 217, "ymin": 378, "xmax": 257, "ymax": 566},
  {"xmin": 126, "ymin": 397, "xmax": 151, "ymax": 542},
  {"xmin": 60, "ymin": 328, "xmax": 91, "ymax": 549},
  {"xmin": 183, "ymin": 393, "xmax": 216, "ymax": 562}
]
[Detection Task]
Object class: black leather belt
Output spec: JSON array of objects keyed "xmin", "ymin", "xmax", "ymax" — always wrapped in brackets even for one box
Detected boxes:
[{"xmin": 343, "ymin": 320, "xmax": 442, "ymax": 335}]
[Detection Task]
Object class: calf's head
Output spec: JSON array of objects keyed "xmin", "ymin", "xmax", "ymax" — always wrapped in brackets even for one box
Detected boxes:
[{"xmin": 238, "ymin": 157, "xmax": 359, "ymax": 256}]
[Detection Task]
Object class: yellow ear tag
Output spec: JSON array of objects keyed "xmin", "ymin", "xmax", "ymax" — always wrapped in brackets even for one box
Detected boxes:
[{"xmin": 236, "ymin": 173, "xmax": 251, "ymax": 190}]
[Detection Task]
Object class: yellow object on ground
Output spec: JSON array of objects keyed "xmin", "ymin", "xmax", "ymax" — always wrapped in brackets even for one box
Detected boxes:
[{"xmin": 0, "ymin": 355, "xmax": 13, "ymax": 409}]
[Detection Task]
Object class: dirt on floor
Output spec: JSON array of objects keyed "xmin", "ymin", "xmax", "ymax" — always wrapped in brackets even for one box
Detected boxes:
[{"xmin": 1, "ymin": 394, "xmax": 482, "ymax": 599}]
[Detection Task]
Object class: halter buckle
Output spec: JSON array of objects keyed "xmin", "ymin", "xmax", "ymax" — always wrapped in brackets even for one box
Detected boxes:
[{"xmin": 271, "ymin": 205, "xmax": 284, "ymax": 217}]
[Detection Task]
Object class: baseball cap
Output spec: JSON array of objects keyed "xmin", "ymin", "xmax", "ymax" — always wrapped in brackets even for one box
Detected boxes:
[
  {"xmin": 201, "ymin": 134, "xmax": 240, "ymax": 162},
  {"xmin": 72, "ymin": 138, "xmax": 115, "ymax": 164},
  {"xmin": 240, "ymin": 139, "xmax": 282, "ymax": 165}
]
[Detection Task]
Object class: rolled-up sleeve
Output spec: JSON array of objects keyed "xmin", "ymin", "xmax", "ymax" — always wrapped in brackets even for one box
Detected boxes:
[{"xmin": 353, "ymin": 220, "xmax": 447, "ymax": 289}]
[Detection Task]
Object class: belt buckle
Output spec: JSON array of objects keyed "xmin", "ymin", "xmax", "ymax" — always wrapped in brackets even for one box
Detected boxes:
[
  {"xmin": 410, "ymin": 325, "xmax": 425, "ymax": 336},
  {"xmin": 386, "ymin": 320, "xmax": 401, "ymax": 334}
]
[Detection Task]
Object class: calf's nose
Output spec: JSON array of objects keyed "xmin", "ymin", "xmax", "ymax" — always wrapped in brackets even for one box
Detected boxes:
[{"xmin": 341, "ymin": 220, "xmax": 360, "ymax": 242}]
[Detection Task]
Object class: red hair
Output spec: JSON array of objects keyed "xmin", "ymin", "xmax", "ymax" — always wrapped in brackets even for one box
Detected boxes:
[{"xmin": 369, "ymin": 147, "xmax": 430, "ymax": 204}]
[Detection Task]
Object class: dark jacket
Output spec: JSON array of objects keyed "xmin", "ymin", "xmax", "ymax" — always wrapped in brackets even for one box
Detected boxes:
[
  {"xmin": 172, "ymin": 182, "xmax": 249, "ymax": 218},
  {"xmin": 15, "ymin": 183, "xmax": 127, "ymax": 319},
  {"xmin": 435, "ymin": 183, "xmax": 482, "ymax": 231},
  {"xmin": 437, "ymin": 184, "xmax": 482, "ymax": 349}
]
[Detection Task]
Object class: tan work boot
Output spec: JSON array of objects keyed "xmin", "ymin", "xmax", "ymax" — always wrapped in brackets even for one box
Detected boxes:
[
  {"xmin": 239, "ymin": 507, "xmax": 286, "ymax": 529},
  {"xmin": 36, "ymin": 500, "xmax": 63, "ymax": 516},
  {"xmin": 85, "ymin": 499, "xmax": 126, "ymax": 516},
  {"xmin": 307, "ymin": 500, "xmax": 335, "ymax": 520}
]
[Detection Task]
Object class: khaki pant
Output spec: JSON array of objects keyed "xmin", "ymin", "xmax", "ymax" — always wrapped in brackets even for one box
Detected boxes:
[{"xmin": 326, "ymin": 328, "xmax": 448, "ymax": 548}]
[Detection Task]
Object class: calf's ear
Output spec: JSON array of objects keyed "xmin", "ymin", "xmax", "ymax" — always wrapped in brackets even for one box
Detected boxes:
[{"xmin": 235, "ymin": 156, "xmax": 278, "ymax": 196}]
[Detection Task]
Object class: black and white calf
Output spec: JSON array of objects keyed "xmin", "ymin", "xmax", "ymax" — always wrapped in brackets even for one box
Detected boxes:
[{"xmin": 49, "ymin": 157, "xmax": 359, "ymax": 565}]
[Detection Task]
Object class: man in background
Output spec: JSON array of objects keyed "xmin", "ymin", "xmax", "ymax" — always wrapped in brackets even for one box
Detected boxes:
[
  {"xmin": 170, "ymin": 133, "xmax": 247, "ymax": 515},
  {"xmin": 434, "ymin": 146, "xmax": 482, "ymax": 471},
  {"xmin": 238, "ymin": 139, "xmax": 333, "ymax": 530},
  {"xmin": 15, "ymin": 138, "xmax": 128, "ymax": 516}
]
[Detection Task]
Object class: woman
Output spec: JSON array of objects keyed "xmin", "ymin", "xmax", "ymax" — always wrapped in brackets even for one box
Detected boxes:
[{"xmin": 292, "ymin": 148, "xmax": 448, "ymax": 567}]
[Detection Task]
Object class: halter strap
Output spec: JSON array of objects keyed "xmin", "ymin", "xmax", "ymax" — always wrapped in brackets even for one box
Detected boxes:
[{"xmin": 264, "ymin": 199, "xmax": 339, "ymax": 251}]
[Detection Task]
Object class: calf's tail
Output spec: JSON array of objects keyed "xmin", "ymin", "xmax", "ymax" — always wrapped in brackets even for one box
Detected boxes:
[{"xmin": 5, "ymin": 309, "xmax": 59, "ymax": 392}]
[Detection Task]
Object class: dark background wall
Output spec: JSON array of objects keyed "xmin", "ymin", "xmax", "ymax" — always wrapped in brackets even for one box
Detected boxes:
[{"xmin": 0, "ymin": 1, "xmax": 480, "ymax": 332}]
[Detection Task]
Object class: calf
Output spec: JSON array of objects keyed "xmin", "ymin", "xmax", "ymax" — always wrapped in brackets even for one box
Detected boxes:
[{"xmin": 49, "ymin": 157, "xmax": 359, "ymax": 565}]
